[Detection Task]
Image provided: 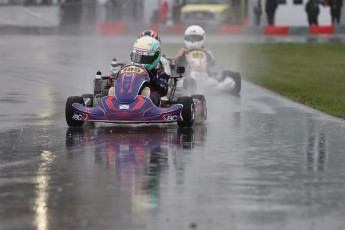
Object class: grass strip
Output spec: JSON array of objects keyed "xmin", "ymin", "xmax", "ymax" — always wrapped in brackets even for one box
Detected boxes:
[
  {"xmin": 166, "ymin": 43, "xmax": 345, "ymax": 119},
  {"xmin": 236, "ymin": 43, "xmax": 345, "ymax": 118}
]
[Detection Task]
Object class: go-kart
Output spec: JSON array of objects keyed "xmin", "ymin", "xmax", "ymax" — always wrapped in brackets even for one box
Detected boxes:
[
  {"xmin": 65, "ymin": 64, "xmax": 206, "ymax": 128},
  {"xmin": 169, "ymin": 49, "xmax": 241, "ymax": 96}
]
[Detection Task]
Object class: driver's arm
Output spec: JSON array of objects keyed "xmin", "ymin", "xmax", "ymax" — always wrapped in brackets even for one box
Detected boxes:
[{"xmin": 175, "ymin": 48, "xmax": 187, "ymax": 66}]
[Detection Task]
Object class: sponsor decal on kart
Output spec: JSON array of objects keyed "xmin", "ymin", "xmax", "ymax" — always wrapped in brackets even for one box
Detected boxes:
[
  {"xmin": 164, "ymin": 114, "xmax": 178, "ymax": 121},
  {"xmin": 119, "ymin": 105, "xmax": 130, "ymax": 110},
  {"xmin": 72, "ymin": 113, "xmax": 83, "ymax": 120}
]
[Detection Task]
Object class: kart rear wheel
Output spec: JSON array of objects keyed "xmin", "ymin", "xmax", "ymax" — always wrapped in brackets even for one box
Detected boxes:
[
  {"xmin": 65, "ymin": 96, "xmax": 84, "ymax": 127},
  {"xmin": 191, "ymin": 94, "xmax": 207, "ymax": 120},
  {"xmin": 221, "ymin": 70, "xmax": 241, "ymax": 95},
  {"xmin": 177, "ymin": 96, "xmax": 195, "ymax": 127},
  {"xmin": 81, "ymin": 93, "xmax": 94, "ymax": 107}
]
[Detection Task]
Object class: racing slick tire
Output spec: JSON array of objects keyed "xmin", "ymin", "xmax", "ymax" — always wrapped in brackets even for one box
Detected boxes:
[
  {"xmin": 221, "ymin": 70, "xmax": 241, "ymax": 95},
  {"xmin": 81, "ymin": 94, "xmax": 94, "ymax": 107},
  {"xmin": 177, "ymin": 96, "xmax": 195, "ymax": 128},
  {"xmin": 191, "ymin": 94, "xmax": 207, "ymax": 120},
  {"xmin": 65, "ymin": 96, "xmax": 85, "ymax": 127}
]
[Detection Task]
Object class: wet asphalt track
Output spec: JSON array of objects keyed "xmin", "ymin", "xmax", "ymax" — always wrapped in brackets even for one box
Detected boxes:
[{"xmin": 1, "ymin": 36, "xmax": 345, "ymax": 230}]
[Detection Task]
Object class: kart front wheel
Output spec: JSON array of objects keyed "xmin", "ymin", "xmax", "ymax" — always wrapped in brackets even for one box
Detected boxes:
[
  {"xmin": 65, "ymin": 96, "xmax": 84, "ymax": 127},
  {"xmin": 177, "ymin": 96, "xmax": 195, "ymax": 128}
]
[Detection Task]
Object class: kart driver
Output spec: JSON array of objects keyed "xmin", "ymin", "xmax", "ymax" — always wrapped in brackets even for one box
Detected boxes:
[
  {"xmin": 138, "ymin": 30, "xmax": 171, "ymax": 78},
  {"xmin": 175, "ymin": 25, "xmax": 215, "ymax": 75},
  {"xmin": 110, "ymin": 30, "xmax": 171, "ymax": 78},
  {"xmin": 129, "ymin": 36, "xmax": 170, "ymax": 106}
]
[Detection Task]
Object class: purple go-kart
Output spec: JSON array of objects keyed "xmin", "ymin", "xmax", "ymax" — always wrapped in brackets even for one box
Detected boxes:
[{"xmin": 65, "ymin": 64, "xmax": 207, "ymax": 128}]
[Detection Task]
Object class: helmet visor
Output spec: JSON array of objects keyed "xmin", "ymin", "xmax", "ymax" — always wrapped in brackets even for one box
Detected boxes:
[
  {"xmin": 130, "ymin": 51, "xmax": 158, "ymax": 64},
  {"xmin": 184, "ymin": 34, "xmax": 203, "ymax": 42}
]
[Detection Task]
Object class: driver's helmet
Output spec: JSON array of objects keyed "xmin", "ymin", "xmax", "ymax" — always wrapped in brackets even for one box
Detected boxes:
[
  {"xmin": 184, "ymin": 25, "xmax": 205, "ymax": 50},
  {"xmin": 110, "ymin": 58, "xmax": 121, "ymax": 74},
  {"xmin": 138, "ymin": 30, "xmax": 161, "ymax": 43},
  {"xmin": 130, "ymin": 36, "xmax": 161, "ymax": 71}
]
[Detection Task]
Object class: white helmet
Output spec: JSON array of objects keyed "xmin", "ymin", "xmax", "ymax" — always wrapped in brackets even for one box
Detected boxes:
[{"xmin": 184, "ymin": 25, "xmax": 205, "ymax": 50}]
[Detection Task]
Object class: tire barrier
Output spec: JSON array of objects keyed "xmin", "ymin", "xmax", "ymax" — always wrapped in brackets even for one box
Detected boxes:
[
  {"xmin": 98, "ymin": 22, "xmax": 128, "ymax": 36},
  {"xmin": 310, "ymin": 25, "xmax": 334, "ymax": 35},
  {"xmin": 219, "ymin": 25, "xmax": 243, "ymax": 35},
  {"xmin": 97, "ymin": 23, "xmax": 343, "ymax": 36},
  {"xmin": 264, "ymin": 25, "xmax": 289, "ymax": 35}
]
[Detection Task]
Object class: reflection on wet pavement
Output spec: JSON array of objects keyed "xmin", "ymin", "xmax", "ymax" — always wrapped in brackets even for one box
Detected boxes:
[
  {"xmin": 65, "ymin": 125, "xmax": 205, "ymax": 213},
  {"xmin": 306, "ymin": 119, "xmax": 327, "ymax": 172}
]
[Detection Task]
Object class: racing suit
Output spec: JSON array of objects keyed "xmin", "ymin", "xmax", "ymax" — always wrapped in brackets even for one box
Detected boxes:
[
  {"xmin": 160, "ymin": 55, "xmax": 172, "ymax": 77},
  {"xmin": 146, "ymin": 62, "xmax": 170, "ymax": 106}
]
